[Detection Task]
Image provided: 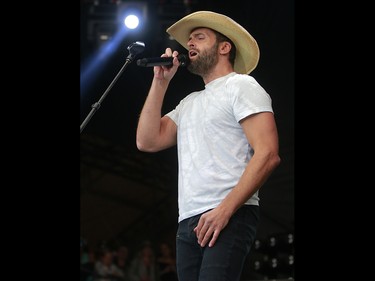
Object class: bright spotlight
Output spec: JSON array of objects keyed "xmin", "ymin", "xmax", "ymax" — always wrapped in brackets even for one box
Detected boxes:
[
  {"xmin": 124, "ymin": 15, "xmax": 139, "ymax": 29},
  {"xmin": 117, "ymin": 1, "xmax": 147, "ymax": 31}
]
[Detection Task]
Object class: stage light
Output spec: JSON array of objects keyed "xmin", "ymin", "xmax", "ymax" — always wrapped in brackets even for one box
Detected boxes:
[
  {"xmin": 124, "ymin": 14, "xmax": 139, "ymax": 29},
  {"xmin": 117, "ymin": 1, "xmax": 147, "ymax": 31}
]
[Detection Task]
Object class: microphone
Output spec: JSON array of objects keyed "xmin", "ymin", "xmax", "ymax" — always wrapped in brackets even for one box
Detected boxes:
[{"xmin": 137, "ymin": 54, "xmax": 189, "ymax": 67}]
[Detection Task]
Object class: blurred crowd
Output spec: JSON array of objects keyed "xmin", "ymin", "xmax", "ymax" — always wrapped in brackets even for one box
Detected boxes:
[{"xmin": 80, "ymin": 238, "xmax": 178, "ymax": 281}]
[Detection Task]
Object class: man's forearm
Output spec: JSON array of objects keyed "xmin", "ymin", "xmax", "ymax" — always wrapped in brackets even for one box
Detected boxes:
[{"xmin": 136, "ymin": 77, "xmax": 170, "ymax": 150}]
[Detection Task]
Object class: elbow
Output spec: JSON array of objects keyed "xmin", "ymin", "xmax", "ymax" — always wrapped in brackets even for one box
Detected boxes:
[
  {"xmin": 136, "ymin": 132, "xmax": 151, "ymax": 152},
  {"xmin": 260, "ymin": 149, "xmax": 281, "ymax": 171},
  {"xmin": 271, "ymin": 153, "xmax": 281, "ymax": 170},
  {"xmin": 136, "ymin": 140, "xmax": 152, "ymax": 152},
  {"xmin": 136, "ymin": 138, "xmax": 159, "ymax": 153},
  {"xmin": 136, "ymin": 141, "xmax": 146, "ymax": 152}
]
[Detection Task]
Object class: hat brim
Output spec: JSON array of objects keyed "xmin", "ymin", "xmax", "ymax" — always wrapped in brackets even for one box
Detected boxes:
[{"xmin": 166, "ymin": 11, "xmax": 260, "ymax": 74}]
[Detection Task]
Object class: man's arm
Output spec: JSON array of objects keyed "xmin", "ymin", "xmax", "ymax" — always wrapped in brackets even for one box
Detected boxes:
[
  {"xmin": 194, "ymin": 111, "xmax": 281, "ymax": 247},
  {"xmin": 136, "ymin": 48, "xmax": 180, "ymax": 152}
]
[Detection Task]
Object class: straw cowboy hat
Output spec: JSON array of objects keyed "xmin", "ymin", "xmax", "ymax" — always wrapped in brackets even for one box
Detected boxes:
[{"xmin": 166, "ymin": 11, "xmax": 260, "ymax": 74}]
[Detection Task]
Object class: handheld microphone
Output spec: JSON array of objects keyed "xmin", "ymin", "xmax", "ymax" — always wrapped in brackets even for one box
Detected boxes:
[{"xmin": 136, "ymin": 54, "xmax": 189, "ymax": 67}]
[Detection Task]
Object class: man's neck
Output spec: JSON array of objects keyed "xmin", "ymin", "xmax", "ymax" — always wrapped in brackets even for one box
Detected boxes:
[{"xmin": 202, "ymin": 67, "xmax": 234, "ymax": 84}]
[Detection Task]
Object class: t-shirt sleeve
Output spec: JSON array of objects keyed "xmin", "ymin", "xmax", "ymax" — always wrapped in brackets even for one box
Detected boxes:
[{"xmin": 228, "ymin": 75, "xmax": 273, "ymax": 122}]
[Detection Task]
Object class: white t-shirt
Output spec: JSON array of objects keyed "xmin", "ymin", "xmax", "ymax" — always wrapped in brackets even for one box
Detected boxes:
[{"xmin": 166, "ymin": 72, "xmax": 274, "ymax": 222}]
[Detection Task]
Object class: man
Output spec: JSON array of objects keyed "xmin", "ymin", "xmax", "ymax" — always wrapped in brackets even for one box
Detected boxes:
[{"xmin": 136, "ymin": 11, "xmax": 281, "ymax": 281}]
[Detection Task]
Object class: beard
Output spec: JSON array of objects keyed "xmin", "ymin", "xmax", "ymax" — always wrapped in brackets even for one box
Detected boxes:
[{"xmin": 187, "ymin": 43, "xmax": 219, "ymax": 76}]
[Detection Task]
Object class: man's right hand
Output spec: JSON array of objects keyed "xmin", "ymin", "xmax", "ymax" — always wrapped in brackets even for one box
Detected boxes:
[{"xmin": 154, "ymin": 48, "xmax": 180, "ymax": 81}]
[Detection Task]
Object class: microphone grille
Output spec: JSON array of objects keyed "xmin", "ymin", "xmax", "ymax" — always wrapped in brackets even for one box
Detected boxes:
[
  {"xmin": 136, "ymin": 58, "xmax": 147, "ymax": 66},
  {"xmin": 178, "ymin": 54, "xmax": 189, "ymax": 67}
]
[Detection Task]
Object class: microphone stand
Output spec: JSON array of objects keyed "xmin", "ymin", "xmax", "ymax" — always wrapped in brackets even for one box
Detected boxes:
[{"xmin": 80, "ymin": 41, "xmax": 145, "ymax": 133}]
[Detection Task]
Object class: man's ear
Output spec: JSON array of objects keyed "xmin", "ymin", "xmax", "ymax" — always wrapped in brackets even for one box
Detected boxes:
[{"xmin": 219, "ymin": 41, "xmax": 232, "ymax": 55}]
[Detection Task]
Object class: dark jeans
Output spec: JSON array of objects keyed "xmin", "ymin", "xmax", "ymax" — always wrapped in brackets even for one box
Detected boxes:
[{"xmin": 176, "ymin": 205, "xmax": 259, "ymax": 281}]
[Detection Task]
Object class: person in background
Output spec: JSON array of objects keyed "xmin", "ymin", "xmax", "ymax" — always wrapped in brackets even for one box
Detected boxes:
[
  {"xmin": 156, "ymin": 242, "xmax": 178, "ymax": 281},
  {"xmin": 113, "ymin": 245, "xmax": 131, "ymax": 280},
  {"xmin": 93, "ymin": 248, "xmax": 125, "ymax": 281},
  {"xmin": 136, "ymin": 10, "xmax": 281, "ymax": 281},
  {"xmin": 128, "ymin": 241, "xmax": 157, "ymax": 281}
]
